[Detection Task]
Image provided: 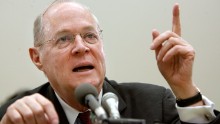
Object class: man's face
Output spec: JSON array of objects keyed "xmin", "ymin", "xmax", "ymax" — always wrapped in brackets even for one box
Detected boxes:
[{"xmin": 36, "ymin": 3, "xmax": 106, "ymax": 104}]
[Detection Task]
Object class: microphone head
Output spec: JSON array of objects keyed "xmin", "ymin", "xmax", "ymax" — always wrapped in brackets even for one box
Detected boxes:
[
  {"xmin": 101, "ymin": 92, "xmax": 120, "ymax": 119},
  {"xmin": 101, "ymin": 92, "xmax": 118, "ymax": 106},
  {"xmin": 74, "ymin": 83, "xmax": 98, "ymax": 106}
]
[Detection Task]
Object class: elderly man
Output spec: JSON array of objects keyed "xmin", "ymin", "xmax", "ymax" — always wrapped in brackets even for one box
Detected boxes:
[{"xmin": 0, "ymin": 0, "xmax": 219, "ymax": 124}]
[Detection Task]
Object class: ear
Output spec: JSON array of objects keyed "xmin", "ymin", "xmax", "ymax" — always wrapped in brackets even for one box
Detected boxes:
[{"xmin": 29, "ymin": 47, "xmax": 43, "ymax": 70}]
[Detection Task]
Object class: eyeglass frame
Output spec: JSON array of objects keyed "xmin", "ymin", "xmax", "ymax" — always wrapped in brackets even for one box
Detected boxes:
[{"xmin": 36, "ymin": 29, "xmax": 103, "ymax": 49}]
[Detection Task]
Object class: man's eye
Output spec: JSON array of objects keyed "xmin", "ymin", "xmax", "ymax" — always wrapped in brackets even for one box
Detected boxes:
[
  {"xmin": 57, "ymin": 35, "xmax": 73, "ymax": 43},
  {"xmin": 84, "ymin": 33, "xmax": 97, "ymax": 39}
]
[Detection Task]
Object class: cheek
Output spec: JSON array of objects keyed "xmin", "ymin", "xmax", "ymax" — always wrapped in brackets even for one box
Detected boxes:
[
  {"xmin": 41, "ymin": 50, "xmax": 67, "ymax": 78},
  {"xmin": 97, "ymin": 47, "xmax": 106, "ymax": 73}
]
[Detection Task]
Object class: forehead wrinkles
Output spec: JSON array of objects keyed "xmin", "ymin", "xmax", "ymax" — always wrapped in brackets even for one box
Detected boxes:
[{"xmin": 43, "ymin": 2, "xmax": 97, "ymax": 36}]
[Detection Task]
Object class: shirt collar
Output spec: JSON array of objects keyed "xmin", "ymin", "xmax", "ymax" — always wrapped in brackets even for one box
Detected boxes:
[{"xmin": 55, "ymin": 89, "xmax": 103, "ymax": 124}]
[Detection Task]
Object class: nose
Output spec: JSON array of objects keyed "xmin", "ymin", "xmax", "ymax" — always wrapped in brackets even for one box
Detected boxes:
[{"xmin": 71, "ymin": 35, "xmax": 90, "ymax": 55}]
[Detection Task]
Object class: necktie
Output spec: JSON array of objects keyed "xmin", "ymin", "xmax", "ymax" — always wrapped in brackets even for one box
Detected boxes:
[{"xmin": 78, "ymin": 111, "xmax": 92, "ymax": 124}]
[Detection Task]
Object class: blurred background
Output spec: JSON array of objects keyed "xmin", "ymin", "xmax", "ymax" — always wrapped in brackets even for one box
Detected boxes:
[{"xmin": 0, "ymin": 0, "xmax": 220, "ymax": 109}]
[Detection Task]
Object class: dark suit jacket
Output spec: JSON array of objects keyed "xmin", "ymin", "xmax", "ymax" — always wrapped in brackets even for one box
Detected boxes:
[{"xmin": 0, "ymin": 78, "xmax": 220, "ymax": 124}]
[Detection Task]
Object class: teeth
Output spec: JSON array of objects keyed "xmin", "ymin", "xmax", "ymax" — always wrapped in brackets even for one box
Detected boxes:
[
  {"xmin": 76, "ymin": 68, "xmax": 90, "ymax": 72},
  {"xmin": 73, "ymin": 66, "xmax": 94, "ymax": 72}
]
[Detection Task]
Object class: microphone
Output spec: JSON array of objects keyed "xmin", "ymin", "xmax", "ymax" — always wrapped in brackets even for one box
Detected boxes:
[
  {"xmin": 101, "ymin": 92, "xmax": 120, "ymax": 119},
  {"xmin": 74, "ymin": 83, "xmax": 107, "ymax": 120}
]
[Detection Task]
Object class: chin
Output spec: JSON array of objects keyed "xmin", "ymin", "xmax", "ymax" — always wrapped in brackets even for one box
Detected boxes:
[
  {"xmin": 70, "ymin": 75, "xmax": 103, "ymax": 88},
  {"xmin": 84, "ymin": 78, "xmax": 103, "ymax": 90}
]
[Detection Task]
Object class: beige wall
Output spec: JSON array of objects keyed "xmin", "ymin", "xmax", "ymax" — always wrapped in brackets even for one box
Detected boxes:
[{"xmin": 0, "ymin": 0, "xmax": 220, "ymax": 109}]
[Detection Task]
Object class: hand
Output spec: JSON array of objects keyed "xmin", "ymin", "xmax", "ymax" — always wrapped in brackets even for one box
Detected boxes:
[
  {"xmin": 0, "ymin": 93, "xmax": 59, "ymax": 124},
  {"xmin": 150, "ymin": 3, "xmax": 199, "ymax": 99}
]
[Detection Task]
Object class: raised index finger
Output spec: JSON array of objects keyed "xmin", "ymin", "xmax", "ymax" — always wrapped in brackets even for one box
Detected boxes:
[{"xmin": 172, "ymin": 3, "xmax": 181, "ymax": 36}]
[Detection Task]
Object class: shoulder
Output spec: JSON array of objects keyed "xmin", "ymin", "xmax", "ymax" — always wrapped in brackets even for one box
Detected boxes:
[
  {"xmin": 104, "ymin": 78, "xmax": 177, "ymax": 121},
  {"xmin": 1, "ymin": 82, "xmax": 51, "ymax": 105},
  {"xmin": 104, "ymin": 78, "xmax": 172, "ymax": 100}
]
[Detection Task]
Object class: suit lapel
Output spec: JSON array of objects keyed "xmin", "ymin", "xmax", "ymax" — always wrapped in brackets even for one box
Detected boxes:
[
  {"xmin": 46, "ymin": 85, "xmax": 70, "ymax": 124},
  {"xmin": 102, "ymin": 79, "xmax": 127, "ymax": 113}
]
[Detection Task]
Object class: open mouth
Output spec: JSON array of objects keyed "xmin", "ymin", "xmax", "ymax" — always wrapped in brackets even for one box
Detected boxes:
[{"xmin": 72, "ymin": 65, "xmax": 94, "ymax": 72}]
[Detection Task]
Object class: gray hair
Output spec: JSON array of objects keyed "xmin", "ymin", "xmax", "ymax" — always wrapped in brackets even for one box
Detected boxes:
[{"xmin": 33, "ymin": 0, "xmax": 100, "ymax": 47}]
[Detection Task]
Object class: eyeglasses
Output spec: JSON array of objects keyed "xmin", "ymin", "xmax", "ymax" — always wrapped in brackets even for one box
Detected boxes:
[{"xmin": 37, "ymin": 30, "xmax": 103, "ymax": 49}]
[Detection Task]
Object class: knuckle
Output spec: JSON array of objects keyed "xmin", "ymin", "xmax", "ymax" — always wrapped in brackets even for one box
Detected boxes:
[
  {"xmin": 7, "ymin": 104, "xmax": 15, "ymax": 112},
  {"xmin": 33, "ymin": 93, "xmax": 53, "ymax": 108},
  {"xmin": 33, "ymin": 93, "xmax": 41, "ymax": 97},
  {"xmin": 188, "ymin": 46, "xmax": 195, "ymax": 53},
  {"xmin": 15, "ymin": 99, "xmax": 23, "ymax": 104},
  {"xmin": 42, "ymin": 100, "xmax": 53, "ymax": 108},
  {"xmin": 10, "ymin": 116, "xmax": 23, "ymax": 123},
  {"xmin": 168, "ymin": 36, "xmax": 175, "ymax": 41},
  {"xmin": 5, "ymin": 109, "xmax": 22, "ymax": 123},
  {"xmin": 34, "ymin": 93, "xmax": 47, "ymax": 101},
  {"xmin": 168, "ymin": 37, "xmax": 175, "ymax": 44},
  {"xmin": 174, "ymin": 45, "xmax": 182, "ymax": 50},
  {"xmin": 23, "ymin": 111, "xmax": 34, "ymax": 120},
  {"xmin": 34, "ymin": 108, "xmax": 45, "ymax": 116},
  {"xmin": 23, "ymin": 96, "xmax": 31, "ymax": 101},
  {"xmin": 166, "ymin": 30, "xmax": 172, "ymax": 35}
]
